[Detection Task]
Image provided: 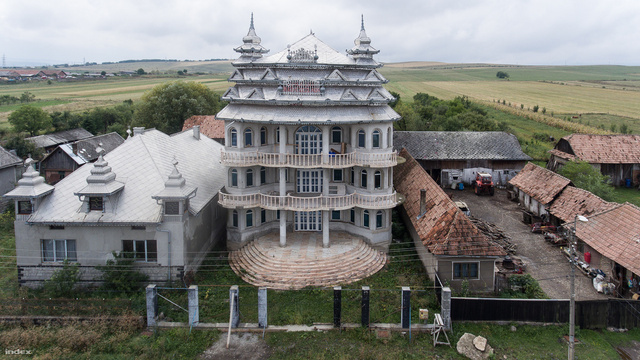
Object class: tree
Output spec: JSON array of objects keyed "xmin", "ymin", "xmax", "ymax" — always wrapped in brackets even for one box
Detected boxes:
[
  {"xmin": 101, "ymin": 71, "xmax": 107, "ymax": 76},
  {"xmin": 8, "ymin": 105, "xmax": 52, "ymax": 136},
  {"xmin": 532, "ymin": 105, "xmax": 539, "ymax": 113},
  {"xmin": 136, "ymin": 68, "xmax": 146, "ymax": 75},
  {"xmin": 3, "ymin": 134, "xmax": 44, "ymax": 159},
  {"xmin": 496, "ymin": 71, "xmax": 510, "ymax": 79},
  {"xmin": 20, "ymin": 91, "xmax": 35, "ymax": 103},
  {"xmin": 135, "ymin": 81, "xmax": 223, "ymax": 134},
  {"xmin": 559, "ymin": 160, "xmax": 614, "ymax": 201},
  {"xmin": 97, "ymin": 252, "xmax": 149, "ymax": 293}
]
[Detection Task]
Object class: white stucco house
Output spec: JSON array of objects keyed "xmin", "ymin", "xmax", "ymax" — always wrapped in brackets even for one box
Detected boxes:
[{"xmin": 5, "ymin": 127, "xmax": 227, "ymax": 287}]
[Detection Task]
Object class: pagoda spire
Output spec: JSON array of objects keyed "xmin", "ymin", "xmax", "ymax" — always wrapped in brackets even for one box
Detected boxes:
[
  {"xmin": 347, "ymin": 15, "xmax": 379, "ymax": 59},
  {"xmin": 234, "ymin": 13, "xmax": 269, "ymax": 59}
]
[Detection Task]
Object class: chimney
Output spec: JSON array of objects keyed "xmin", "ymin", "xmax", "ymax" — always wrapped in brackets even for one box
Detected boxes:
[
  {"xmin": 418, "ymin": 189, "xmax": 427, "ymax": 219},
  {"xmin": 133, "ymin": 127, "xmax": 145, "ymax": 136},
  {"xmin": 193, "ymin": 125, "xmax": 200, "ymax": 140}
]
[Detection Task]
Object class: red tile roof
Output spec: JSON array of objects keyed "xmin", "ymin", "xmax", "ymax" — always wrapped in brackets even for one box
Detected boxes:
[
  {"xmin": 548, "ymin": 149, "xmax": 577, "ymax": 161},
  {"xmin": 394, "ymin": 148, "xmax": 505, "ymax": 257},
  {"xmin": 548, "ymin": 186, "xmax": 614, "ymax": 224},
  {"xmin": 562, "ymin": 134, "xmax": 640, "ymax": 164},
  {"xmin": 576, "ymin": 203, "xmax": 640, "ymax": 276},
  {"xmin": 508, "ymin": 162, "xmax": 571, "ymax": 205},
  {"xmin": 182, "ymin": 115, "xmax": 224, "ymax": 139}
]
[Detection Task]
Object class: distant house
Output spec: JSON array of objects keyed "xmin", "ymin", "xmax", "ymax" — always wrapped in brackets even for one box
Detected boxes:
[
  {"xmin": 4, "ymin": 127, "xmax": 227, "ymax": 287},
  {"xmin": 508, "ymin": 162, "xmax": 572, "ymax": 220},
  {"xmin": 182, "ymin": 115, "xmax": 225, "ymax": 145},
  {"xmin": 38, "ymin": 70, "xmax": 68, "ymax": 79},
  {"xmin": 394, "ymin": 148, "xmax": 506, "ymax": 292},
  {"xmin": 0, "ymin": 70, "xmax": 20, "ymax": 80},
  {"xmin": 573, "ymin": 203, "xmax": 640, "ymax": 297},
  {"xmin": 547, "ymin": 186, "xmax": 614, "ymax": 226},
  {"xmin": 394, "ymin": 131, "xmax": 531, "ymax": 188},
  {"xmin": 0, "ymin": 146, "xmax": 24, "ymax": 206},
  {"xmin": 39, "ymin": 132, "xmax": 125, "ymax": 184},
  {"xmin": 548, "ymin": 134, "xmax": 640, "ymax": 186},
  {"xmin": 26, "ymin": 128, "xmax": 94, "ymax": 154}
]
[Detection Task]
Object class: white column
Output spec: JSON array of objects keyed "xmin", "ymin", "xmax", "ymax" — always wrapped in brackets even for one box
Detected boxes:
[
  {"xmin": 280, "ymin": 214, "xmax": 286, "ymax": 247},
  {"xmin": 322, "ymin": 126, "xmax": 330, "ymax": 164},
  {"xmin": 279, "ymin": 126, "xmax": 287, "ymax": 247},
  {"xmin": 323, "ymin": 210, "xmax": 330, "ymax": 248}
]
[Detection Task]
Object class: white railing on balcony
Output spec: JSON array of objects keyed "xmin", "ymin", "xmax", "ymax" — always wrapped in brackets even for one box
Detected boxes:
[
  {"xmin": 219, "ymin": 191, "xmax": 400, "ymax": 211},
  {"xmin": 221, "ymin": 150, "xmax": 398, "ymax": 168}
]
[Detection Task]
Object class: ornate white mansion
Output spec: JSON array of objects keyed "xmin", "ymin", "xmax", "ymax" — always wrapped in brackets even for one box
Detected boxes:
[{"xmin": 217, "ymin": 16, "xmax": 402, "ymax": 288}]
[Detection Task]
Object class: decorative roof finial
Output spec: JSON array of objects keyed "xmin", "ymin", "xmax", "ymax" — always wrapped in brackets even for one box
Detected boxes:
[
  {"xmin": 96, "ymin": 143, "xmax": 105, "ymax": 156},
  {"xmin": 126, "ymin": 127, "xmax": 132, "ymax": 139},
  {"xmin": 347, "ymin": 15, "xmax": 379, "ymax": 59},
  {"xmin": 250, "ymin": 12, "xmax": 254, "ymax": 30},
  {"xmin": 361, "ymin": 14, "xmax": 365, "ymax": 31},
  {"xmin": 234, "ymin": 13, "xmax": 269, "ymax": 58}
]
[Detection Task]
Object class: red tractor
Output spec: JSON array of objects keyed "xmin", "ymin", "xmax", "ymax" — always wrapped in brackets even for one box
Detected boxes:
[{"xmin": 473, "ymin": 172, "xmax": 494, "ymax": 196}]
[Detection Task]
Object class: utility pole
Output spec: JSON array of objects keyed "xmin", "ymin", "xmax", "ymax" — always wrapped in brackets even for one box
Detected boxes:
[{"xmin": 569, "ymin": 214, "xmax": 588, "ymax": 360}]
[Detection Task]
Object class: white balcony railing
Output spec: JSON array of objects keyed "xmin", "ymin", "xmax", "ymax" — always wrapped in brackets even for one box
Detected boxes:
[
  {"xmin": 221, "ymin": 150, "xmax": 397, "ymax": 168},
  {"xmin": 219, "ymin": 191, "xmax": 401, "ymax": 211}
]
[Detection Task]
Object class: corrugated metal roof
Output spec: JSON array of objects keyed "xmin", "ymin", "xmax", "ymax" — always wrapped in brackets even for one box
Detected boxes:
[
  {"xmin": 394, "ymin": 131, "xmax": 532, "ymax": 161},
  {"xmin": 27, "ymin": 129, "xmax": 225, "ymax": 225},
  {"xmin": 26, "ymin": 128, "xmax": 93, "ymax": 149}
]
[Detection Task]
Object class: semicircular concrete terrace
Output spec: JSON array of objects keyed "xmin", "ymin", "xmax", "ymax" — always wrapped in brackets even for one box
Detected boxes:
[{"xmin": 229, "ymin": 231, "xmax": 387, "ymax": 290}]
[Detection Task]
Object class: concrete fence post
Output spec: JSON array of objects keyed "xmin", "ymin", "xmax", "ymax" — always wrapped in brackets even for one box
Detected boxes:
[
  {"xmin": 441, "ymin": 287, "xmax": 452, "ymax": 330},
  {"xmin": 333, "ymin": 286, "xmax": 342, "ymax": 328},
  {"xmin": 401, "ymin": 287, "xmax": 411, "ymax": 329},
  {"xmin": 258, "ymin": 287, "xmax": 268, "ymax": 329},
  {"xmin": 188, "ymin": 285, "xmax": 199, "ymax": 326},
  {"xmin": 146, "ymin": 284, "xmax": 158, "ymax": 328},
  {"xmin": 229, "ymin": 285, "xmax": 240, "ymax": 328},
  {"xmin": 361, "ymin": 286, "xmax": 370, "ymax": 327}
]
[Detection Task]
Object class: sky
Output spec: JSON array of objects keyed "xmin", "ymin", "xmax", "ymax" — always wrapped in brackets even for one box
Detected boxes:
[{"xmin": 2, "ymin": 0, "xmax": 640, "ymax": 67}]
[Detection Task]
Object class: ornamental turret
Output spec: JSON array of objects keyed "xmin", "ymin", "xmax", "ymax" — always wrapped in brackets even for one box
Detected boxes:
[
  {"xmin": 347, "ymin": 15, "xmax": 380, "ymax": 60},
  {"xmin": 234, "ymin": 13, "xmax": 269, "ymax": 59}
]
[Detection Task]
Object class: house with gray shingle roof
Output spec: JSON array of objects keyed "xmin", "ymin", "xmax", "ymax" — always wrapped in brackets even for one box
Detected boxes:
[
  {"xmin": 0, "ymin": 145, "xmax": 25, "ymax": 208},
  {"xmin": 5, "ymin": 127, "xmax": 227, "ymax": 287},
  {"xmin": 548, "ymin": 134, "xmax": 640, "ymax": 187},
  {"xmin": 26, "ymin": 128, "xmax": 94, "ymax": 153},
  {"xmin": 394, "ymin": 131, "xmax": 531, "ymax": 188},
  {"xmin": 394, "ymin": 148, "xmax": 506, "ymax": 292}
]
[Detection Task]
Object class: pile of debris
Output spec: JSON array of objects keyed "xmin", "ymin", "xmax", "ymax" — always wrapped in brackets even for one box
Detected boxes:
[{"xmin": 470, "ymin": 216, "xmax": 516, "ymax": 254}]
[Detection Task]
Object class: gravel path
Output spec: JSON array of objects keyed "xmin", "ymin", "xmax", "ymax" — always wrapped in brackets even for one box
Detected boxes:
[{"xmin": 447, "ymin": 187, "xmax": 605, "ymax": 301}]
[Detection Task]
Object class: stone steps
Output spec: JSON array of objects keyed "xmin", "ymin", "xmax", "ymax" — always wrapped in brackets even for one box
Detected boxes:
[{"xmin": 229, "ymin": 237, "xmax": 387, "ymax": 290}]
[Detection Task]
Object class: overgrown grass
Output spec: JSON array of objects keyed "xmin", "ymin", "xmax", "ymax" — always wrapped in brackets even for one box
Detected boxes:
[{"xmin": 610, "ymin": 187, "xmax": 640, "ymax": 207}]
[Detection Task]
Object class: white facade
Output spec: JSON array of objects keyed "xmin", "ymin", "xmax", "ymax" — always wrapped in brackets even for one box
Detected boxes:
[{"xmin": 218, "ymin": 18, "xmax": 401, "ymax": 251}]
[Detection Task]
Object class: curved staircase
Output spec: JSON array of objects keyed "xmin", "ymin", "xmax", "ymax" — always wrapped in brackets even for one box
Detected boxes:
[{"xmin": 229, "ymin": 234, "xmax": 387, "ymax": 289}]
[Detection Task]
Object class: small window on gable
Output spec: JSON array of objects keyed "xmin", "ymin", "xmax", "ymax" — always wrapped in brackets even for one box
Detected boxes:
[
  {"xmin": 331, "ymin": 126, "xmax": 342, "ymax": 144},
  {"xmin": 89, "ymin": 197, "xmax": 103, "ymax": 211},
  {"xmin": 260, "ymin": 127, "xmax": 267, "ymax": 145},
  {"xmin": 165, "ymin": 201, "xmax": 180, "ymax": 215},
  {"xmin": 358, "ymin": 129, "xmax": 365, "ymax": 148},
  {"xmin": 17, "ymin": 200, "xmax": 32, "ymax": 215}
]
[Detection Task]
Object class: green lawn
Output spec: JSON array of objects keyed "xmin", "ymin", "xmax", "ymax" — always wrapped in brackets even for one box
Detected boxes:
[{"xmin": 610, "ymin": 187, "xmax": 640, "ymax": 207}]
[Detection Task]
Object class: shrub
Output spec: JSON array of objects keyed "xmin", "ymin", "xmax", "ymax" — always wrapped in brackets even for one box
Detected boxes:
[
  {"xmin": 97, "ymin": 252, "xmax": 149, "ymax": 293},
  {"xmin": 44, "ymin": 259, "xmax": 81, "ymax": 298}
]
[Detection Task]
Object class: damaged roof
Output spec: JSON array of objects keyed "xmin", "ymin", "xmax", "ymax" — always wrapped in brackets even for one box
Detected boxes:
[
  {"xmin": 26, "ymin": 128, "xmax": 93, "ymax": 149},
  {"xmin": 393, "ymin": 131, "xmax": 532, "ymax": 161},
  {"xmin": 182, "ymin": 115, "xmax": 225, "ymax": 139},
  {"xmin": 508, "ymin": 162, "xmax": 571, "ymax": 205},
  {"xmin": 548, "ymin": 186, "xmax": 615, "ymax": 224},
  {"xmin": 559, "ymin": 134, "xmax": 640, "ymax": 164},
  {"xmin": 575, "ymin": 202, "xmax": 640, "ymax": 276},
  {"xmin": 394, "ymin": 148, "xmax": 505, "ymax": 257}
]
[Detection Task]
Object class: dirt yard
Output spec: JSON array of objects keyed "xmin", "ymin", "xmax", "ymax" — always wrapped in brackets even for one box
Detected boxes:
[{"xmin": 446, "ymin": 187, "xmax": 604, "ymax": 300}]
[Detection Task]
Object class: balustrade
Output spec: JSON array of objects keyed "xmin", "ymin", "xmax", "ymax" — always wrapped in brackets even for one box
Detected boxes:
[
  {"xmin": 219, "ymin": 191, "xmax": 400, "ymax": 211},
  {"xmin": 221, "ymin": 150, "xmax": 397, "ymax": 168}
]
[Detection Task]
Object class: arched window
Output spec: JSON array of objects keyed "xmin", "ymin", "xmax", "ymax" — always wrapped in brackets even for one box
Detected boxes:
[
  {"xmin": 357, "ymin": 129, "xmax": 365, "ymax": 148},
  {"xmin": 374, "ymin": 170, "xmax": 382, "ymax": 189},
  {"xmin": 363, "ymin": 210, "xmax": 370, "ymax": 228},
  {"xmin": 246, "ymin": 209, "xmax": 253, "ymax": 227},
  {"xmin": 260, "ymin": 167, "xmax": 266, "ymax": 185},
  {"xmin": 244, "ymin": 128, "xmax": 253, "ymax": 147},
  {"xmin": 295, "ymin": 125, "xmax": 322, "ymax": 155},
  {"xmin": 230, "ymin": 128, "xmax": 238, "ymax": 147},
  {"xmin": 232, "ymin": 210, "xmax": 238, "ymax": 227},
  {"xmin": 260, "ymin": 127, "xmax": 267, "ymax": 145},
  {"xmin": 331, "ymin": 126, "xmax": 342, "ymax": 144},
  {"xmin": 376, "ymin": 211, "xmax": 383, "ymax": 229},
  {"xmin": 246, "ymin": 169, "xmax": 254, "ymax": 187},
  {"xmin": 372, "ymin": 130, "xmax": 381, "ymax": 148},
  {"xmin": 361, "ymin": 169, "xmax": 368, "ymax": 188},
  {"xmin": 230, "ymin": 169, "xmax": 238, "ymax": 187}
]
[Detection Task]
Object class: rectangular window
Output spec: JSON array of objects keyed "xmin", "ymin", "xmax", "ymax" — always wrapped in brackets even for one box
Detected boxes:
[
  {"xmin": 261, "ymin": 208, "xmax": 266, "ymax": 223},
  {"xmin": 41, "ymin": 239, "xmax": 77, "ymax": 262},
  {"xmin": 49, "ymin": 225, "xmax": 65, "ymax": 230},
  {"xmin": 331, "ymin": 210, "xmax": 341, "ymax": 220},
  {"xmin": 276, "ymin": 210, "xmax": 280, "ymax": 220},
  {"xmin": 131, "ymin": 226, "xmax": 146, "ymax": 230},
  {"xmin": 350, "ymin": 209, "xmax": 355, "ymax": 223},
  {"xmin": 165, "ymin": 201, "xmax": 180, "ymax": 215},
  {"xmin": 122, "ymin": 240, "xmax": 157, "ymax": 262},
  {"xmin": 331, "ymin": 128, "xmax": 342, "ymax": 143},
  {"xmin": 89, "ymin": 197, "xmax": 104, "ymax": 211},
  {"xmin": 17, "ymin": 200, "xmax": 32, "ymax": 215},
  {"xmin": 333, "ymin": 169, "xmax": 343, "ymax": 182},
  {"xmin": 453, "ymin": 262, "xmax": 479, "ymax": 279}
]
